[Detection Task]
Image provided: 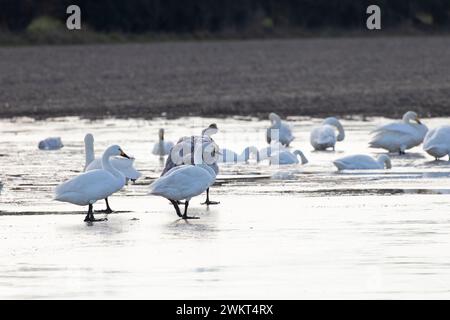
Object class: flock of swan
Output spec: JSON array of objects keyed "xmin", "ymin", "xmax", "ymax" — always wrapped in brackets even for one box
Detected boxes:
[{"xmin": 44, "ymin": 110, "xmax": 449, "ymax": 222}]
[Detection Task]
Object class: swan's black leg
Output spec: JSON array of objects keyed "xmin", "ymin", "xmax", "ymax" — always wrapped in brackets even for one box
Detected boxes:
[
  {"xmin": 84, "ymin": 204, "xmax": 93, "ymax": 222},
  {"xmin": 182, "ymin": 201, "xmax": 199, "ymax": 220},
  {"xmin": 201, "ymin": 188, "xmax": 220, "ymax": 205},
  {"xmin": 96, "ymin": 198, "xmax": 113, "ymax": 213},
  {"xmin": 169, "ymin": 199, "xmax": 183, "ymax": 217}
]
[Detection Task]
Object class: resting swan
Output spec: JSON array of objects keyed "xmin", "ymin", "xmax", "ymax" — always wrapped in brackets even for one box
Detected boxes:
[
  {"xmin": 259, "ymin": 142, "xmax": 286, "ymax": 161},
  {"xmin": 369, "ymin": 111, "xmax": 428, "ymax": 154},
  {"xmin": 54, "ymin": 145, "xmax": 130, "ymax": 222},
  {"xmin": 219, "ymin": 146, "xmax": 259, "ymax": 163},
  {"xmin": 270, "ymin": 150, "xmax": 308, "ymax": 165},
  {"xmin": 310, "ymin": 117, "xmax": 345, "ymax": 151},
  {"xmin": 152, "ymin": 128, "xmax": 174, "ymax": 157},
  {"xmin": 266, "ymin": 113, "xmax": 294, "ymax": 146},
  {"xmin": 38, "ymin": 137, "xmax": 64, "ymax": 150},
  {"xmin": 84, "ymin": 133, "xmax": 141, "ymax": 212},
  {"xmin": 150, "ymin": 151, "xmax": 216, "ymax": 219},
  {"xmin": 333, "ymin": 154, "xmax": 392, "ymax": 170},
  {"xmin": 423, "ymin": 125, "xmax": 450, "ymax": 160}
]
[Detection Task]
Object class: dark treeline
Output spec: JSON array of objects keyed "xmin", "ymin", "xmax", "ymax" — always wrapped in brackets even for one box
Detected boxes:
[{"xmin": 1, "ymin": 0, "xmax": 449, "ymax": 34}]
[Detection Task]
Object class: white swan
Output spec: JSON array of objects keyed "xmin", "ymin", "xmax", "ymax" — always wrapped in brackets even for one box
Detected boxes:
[
  {"xmin": 369, "ymin": 111, "xmax": 428, "ymax": 154},
  {"xmin": 219, "ymin": 146, "xmax": 259, "ymax": 163},
  {"xmin": 83, "ymin": 133, "xmax": 141, "ymax": 212},
  {"xmin": 423, "ymin": 125, "xmax": 450, "ymax": 160},
  {"xmin": 162, "ymin": 124, "xmax": 220, "ymax": 205},
  {"xmin": 310, "ymin": 117, "xmax": 345, "ymax": 151},
  {"xmin": 150, "ymin": 153, "xmax": 216, "ymax": 219},
  {"xmin": 270, "ymin": 150, "xmax": 308, "ymax": 165},
  {"xmin": 333, "ymin": 154, "xmax": 392, "ymax": 170},
  {"xmin": 38, "ymin": 137, "xmax": 64, "ymax": 150},
  {"xmin": 54, "ymin": 145, "xmax": 130, "ymax": 222},
  {"xmin": 266, "ymin": 113, "xmax": 294, "ymax": 146},
  {"xmin": 152, "ymin": 128, "xmax": 174, "ymax": 156}
]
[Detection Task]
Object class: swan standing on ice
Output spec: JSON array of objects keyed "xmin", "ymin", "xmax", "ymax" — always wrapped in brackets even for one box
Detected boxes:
[
  {"xmin": 266, "ymin": 113, "xmax": 294, "ymax": 147},
  {"xmin": 54, "ymin": 145, "xmax": 130, "ymax": 222},
  {"xmin": 38, "ymin": 137, "xmax": 64, "ymax": 150},
  {"xmin": 310, "ymin": 117, "xmax": 345, "ymax": 151},
  {"xmin": 152, "ymin": 128, "xmax": 174, "ymax": 157},
  {"xmin": 84, "ymin": 133, "xmax": 141, "ymax": 213},
  {"xmin": 149, "ymin": 152, "xmax": 216, "ymax": 219},
  {"xmin": 219, "ymin": 146, "xmax": 259, "ymax": 163},
  {"xmin": 423, "ymin": 125, "xmax": 450, "ymax": 160},
  {"xmin": 369, "ymin": 111, "xmax": 428, "ymax": 155},
  {"xmin": 333, "ymin": 154, "xmax": 392, "ymax": 170},
  {"xmin": 161, "ymin": 123, "xmax": 220, "ymax": 205},
  {"xmin": 270, "ymin": 150, "xmax": 308, "ymax": 165}
]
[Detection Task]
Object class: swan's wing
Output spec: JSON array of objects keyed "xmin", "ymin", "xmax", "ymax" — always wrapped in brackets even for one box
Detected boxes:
[
  {"xmin": 55, "ymin": 170, "xmax": 118, "ymax": 200},
  {"xmin": 333, "ymin": 155, "xmax": 376, "ymax": 169},
  {"xmin": 371, "ymin": 122, "xmax": 421, "ymax": 136}
]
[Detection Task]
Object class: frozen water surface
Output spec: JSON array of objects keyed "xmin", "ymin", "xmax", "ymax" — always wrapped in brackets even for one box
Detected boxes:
[{"xmin": 0, "ymin": 116, "xmax": 450, "ymax": 299}]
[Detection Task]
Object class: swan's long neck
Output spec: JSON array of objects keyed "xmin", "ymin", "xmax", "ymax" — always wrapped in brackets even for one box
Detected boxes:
[
  {"xmin": 84, "ymin": 139, "xmax": 95, "ymax": 170},
  {"xmin": 324, "ymin": 118, "xmax": 345, "ymax": 141},
  {"xmin": 270, "ymin": 114, "xmax": 281, "ymax": 128},
  {"xmin": 102, "ymin": 151, "xmax": 122, "ymax": 178},
  {"xmin": 293, "ymin": 150, "xmax": 308, "ymax": 164}
]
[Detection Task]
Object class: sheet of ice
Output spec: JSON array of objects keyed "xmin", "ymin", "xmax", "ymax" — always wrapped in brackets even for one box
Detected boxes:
[{"xmin": 0, "ymin": 116, "xmax": 450, "ymax": 299}]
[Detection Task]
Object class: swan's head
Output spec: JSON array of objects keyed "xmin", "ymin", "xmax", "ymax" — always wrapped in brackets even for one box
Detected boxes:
[
  {"xmin": 158, "ymin": 128, "xmax": 165, "ymax": 140},
  {"xmin": 377, "ymin": 154, "xmax": 392, "ymax": 169},
  {"xmin": 84, "ymin": 133, "xmax": 94, "ymax": 145},
  {"xmin": 323, "ymin": 117, "xmax": 345, "ymax": 141},
  {"xmin": 202, "ymin": 123, "xmax": 218, "ymax": 137},
  {"xmin": 293, "ymin": 150, "xmax": 308, "ymax": 165},
  {"xmin": 105, "ymin": 145, "xmax": 131, "ymax": 159},
  {"xmin": 269, "ymin": 112, "xmax": 281, "ymax": 124},
  {"xmin": 403, "ymin": 111, "xmax": 421, "ymax": 124}
]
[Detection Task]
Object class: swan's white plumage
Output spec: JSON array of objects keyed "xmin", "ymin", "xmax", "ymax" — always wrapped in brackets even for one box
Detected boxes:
[
  {"xmin": 38, "ymin": 137, "xmax": 64, "ymax": 150},
  {"xmin": 219, "ymin": 146, "xmax": 259, "ymax": 163},
  {"xmin": 423, "ymin": 125, "xmax": 450, "ymax": 160},
  {"xmin": 54, "ymin": 145, "xmax": 127, "ymax": 206},
  {"xmin": 152, "ymin": 128, "xmax": 174, "ymax": 156},
  {"xmin": 333, "ymin": 154, "xmax": 392, "ymax": 170},
  {"xmin": 270, "ymin": 150, "xmax": 308, "ymax": 165},
  {"xmin": 84, "ymin": 133, "xmax": 141, "ymax": 180},
  {"xmin": 266, "ymin": 113, "xmax": 294, "ymax": 146},
  {"xmin": 149, "ymin": 164, "xmax": 215, "ymax": 201},
  {"xmin": 369, "ymin": 111, "xmax": 428, "ymax": 153},
  {"xmin": 310, "ymin": 117, "xmax": 345, "ymax": 151}
]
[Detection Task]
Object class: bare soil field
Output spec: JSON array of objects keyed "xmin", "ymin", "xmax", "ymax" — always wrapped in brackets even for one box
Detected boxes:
[{"xmin": 0, "ymin": 36, "xmax": 449, "ymax": 119}]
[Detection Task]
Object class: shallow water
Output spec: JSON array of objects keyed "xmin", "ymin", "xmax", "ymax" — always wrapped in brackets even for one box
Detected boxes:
[{"xmin": 1, "ymin": 116, "xmax": 450, "ymax": 299}]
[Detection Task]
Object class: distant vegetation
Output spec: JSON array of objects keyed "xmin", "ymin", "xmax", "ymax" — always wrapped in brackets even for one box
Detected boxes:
[{"xmin": 1, "ymin": 0, "xmax": 449, "ymax": 44}]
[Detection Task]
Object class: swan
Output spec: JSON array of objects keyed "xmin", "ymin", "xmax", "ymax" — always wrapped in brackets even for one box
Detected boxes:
[
  {"xmin": 54, "ymin": 145, "xmax": 130, "ymax": 222},
  {"xmin": 38, "ymin": 137, "xmax": 64, "ymax": 150},
  {"xmin": 310, "ymin": 117, "xmax": 345, "ymax": 151},
  {"xmin": 149, "ymin": 152, "xmax": 216, "ymax": 219},
  {"xmin": 270, "ymin": 150, "xmax": 308, "ymax": 165},
  {"xmin": 369, "ymin": 111, "xmax": 428, "ymax": 154},
  {"xmin": 219, "ymin": 146, "xmax": 259, "ymax": 163},
  {"xmin": 333, "ymin": 154, "xmax": 392, "ymax": 170},
  {"xmin": 161, "ymin": 124, "xmax": 220, "ymax": 205},
  {"xmin": 259, "ymin": 141, "xmax": 286, "ymax": 161},
  {"xmin": 152, "ymin": 128, "xmax": 174, "ymax": 156},
  {"xmin": 423, "ymin": 125, "xmax": 450, "ymax": 160},
  {"xmin": 83, "ymin": 133, "xmax": 141, "ymax": 212},
  {"xmin": 266, "ymin": 113, "xmax": 294, "ymax": 146}
]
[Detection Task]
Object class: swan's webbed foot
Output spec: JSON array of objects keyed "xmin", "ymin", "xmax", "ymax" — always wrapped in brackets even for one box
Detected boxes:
[
  {"xmin": 84, "ymin": 204, "xmax": 108, "ymax": 222},
  {"xmin": 182, "ymin": 201, "xmax": 199, "ymax": 219},
  {"xmin": 96, "ymin": 198, "xmax": 113, "ymax": 214},
  {"xmin": 201, "ymin": 200, "xmax": 220, "ymax": 205}
]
